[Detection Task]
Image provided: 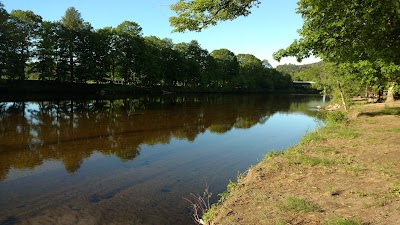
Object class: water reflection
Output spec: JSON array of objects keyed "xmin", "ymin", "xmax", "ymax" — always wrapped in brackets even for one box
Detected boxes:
[
  {"xmin": 1, "ymin": 95, "xmax": 313, "ymax": 180},
  {"xmin": 0, "ymin": 94, "xmax": 323, "ymax": 225}
]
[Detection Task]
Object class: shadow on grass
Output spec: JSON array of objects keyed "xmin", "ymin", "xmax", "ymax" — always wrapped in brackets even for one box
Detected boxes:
[{"xmin": 358, "ymin": 107, "xmax": 400, "ymax": 117}]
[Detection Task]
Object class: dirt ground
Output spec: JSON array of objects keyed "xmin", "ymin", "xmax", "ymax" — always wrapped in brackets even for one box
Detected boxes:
[{"xmin": 209, "ymin": 101, "xmax": 400, "ymax": 225}]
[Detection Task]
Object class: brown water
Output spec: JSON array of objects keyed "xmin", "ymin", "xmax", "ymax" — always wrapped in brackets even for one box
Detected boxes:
[{"xmin": 0, "ymin": 94, "xmax": 324, "ymax": 225}]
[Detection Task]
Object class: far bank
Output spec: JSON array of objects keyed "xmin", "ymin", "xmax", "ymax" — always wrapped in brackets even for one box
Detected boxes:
[{"xmin": 0, "ymin": 79, "xmax": 319, "ymax": 101}]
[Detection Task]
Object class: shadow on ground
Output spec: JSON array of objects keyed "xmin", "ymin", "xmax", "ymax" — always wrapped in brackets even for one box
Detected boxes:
[{"xmin": 358, "ymin": 107, "xmax": 400, "ymax": 117}]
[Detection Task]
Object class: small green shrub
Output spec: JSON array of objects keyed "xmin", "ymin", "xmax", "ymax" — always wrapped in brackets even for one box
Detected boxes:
[
  {"xmin": 325, "ymin": 111, "xmax": 347, "ymax": 124},
  {"xmin": 202, "ymin": 205, "xmax": 217, "ymax": 222}
]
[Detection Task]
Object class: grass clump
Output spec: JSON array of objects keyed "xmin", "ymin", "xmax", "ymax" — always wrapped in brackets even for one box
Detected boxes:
[
  {"xmin": 300, "ymin": 131, "xmax": 324, "ymax": 144},
  {"xmin": 325, "ymin": 111, "xmax": 347, "ymax": 124},
  {"xmin": 264, "ymin": 150, "xmax": 284, "ymax": 161},
  {"xmin": 325, "ymin": 218, "xmax": 361, "ymax": 225},
  {"xmin": 202, "ymin": 205, "xmax": 217, "ymax": 223},
  {"xmin": 345, "ymin": 165, "xmax": 366, "ymax": 175},
  {"xmin": 280, "ymin": 196, "xmax": 321, "ymax": 212}
]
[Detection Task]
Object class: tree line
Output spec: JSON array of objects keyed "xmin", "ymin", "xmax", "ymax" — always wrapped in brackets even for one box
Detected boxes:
[
  {"xmin": 169, "ymin": 0, "xmax": 400, "ymax": 102},
  {"xmin": 0, "ymin": 3, "xmax": 291, "ymax": 91}
]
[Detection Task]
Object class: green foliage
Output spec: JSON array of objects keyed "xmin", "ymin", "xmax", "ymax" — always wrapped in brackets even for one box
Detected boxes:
[
  {"xmin": 0, "ymin": 1, "xmax": 293, "ymax": 91},
  {"xmin": 325, "ymin": 218, "xmax": 361, "ymax": 225},
  {"xmin": 61, "ymin": 7, "xmax": 83, "ymax": 31},
  {"xmin": 280, "ymin": 196, "xmax": 321, "ymax": 212},
  {"xmin": 165, "ymin": 0, "xmax": 400, "ymax": 98},
  {"xmin": 325, "ymin": 111, "xmax": 347, "ymax": 124},
  {"xmin": 202, "ymin": 204, "xmax": 217, "ymax": 222},
  {"xmin": 217, "ymin": 180, "xmax": 237, "ymax": 203},
  {"xmin": 3, "ymin": 10, "xmax": 42, "ymax": 80},
  {"xmin": 276, "ymin": 63, "xmax": 316, "ymax": 77},
  {"xmin": 169, "ymin": 0, "xmax": 260, "ymax": 32},
  {"xmin": 273, "ymin": 0, "xmax": 400, "ymax": 101}
]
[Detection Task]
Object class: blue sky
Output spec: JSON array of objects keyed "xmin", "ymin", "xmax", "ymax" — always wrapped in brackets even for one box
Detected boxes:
[{"xmin": 2, "ymin": 0, "xmax": 319, "ymax": 67}]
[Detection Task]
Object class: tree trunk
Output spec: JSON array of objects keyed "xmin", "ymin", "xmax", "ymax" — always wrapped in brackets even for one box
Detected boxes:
[
  {"xmin": 386, "ymin": 82, "xmax": 396, "ymax": 103},
  {"xmin": 337, "ymin": 81, "xmax": 347, "ymax": 111}
]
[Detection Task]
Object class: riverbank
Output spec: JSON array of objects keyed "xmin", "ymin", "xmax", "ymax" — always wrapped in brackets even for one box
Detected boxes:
[
  {"xmin": 0, "ymin": 80, "xmax": 319, "ymax": 101},
  {"xmin": 205, "ymin": 101, "xmax": 400, "ymax": 225}
]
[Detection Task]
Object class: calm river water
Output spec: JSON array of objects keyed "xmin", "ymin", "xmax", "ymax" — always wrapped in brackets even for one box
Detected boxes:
[{"xmin": 0, "ymin": 94, "xmax": 325, "ymax": 225}]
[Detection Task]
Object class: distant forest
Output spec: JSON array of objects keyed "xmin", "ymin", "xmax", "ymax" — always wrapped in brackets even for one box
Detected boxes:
[{"xmin": 0, "ymin": 3, "xmax": 293, "ymax": 91}]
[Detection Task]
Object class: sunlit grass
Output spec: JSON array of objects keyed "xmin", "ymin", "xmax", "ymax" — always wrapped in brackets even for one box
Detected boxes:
[
  {"xmin": 300, "ymin": 131, "xmax": 324, "ymax": 144},
  {"xmin": 328, "ymin": 126, "xmax": 360, "ymax": 139},
  {"xmin": 264, "ymin": 150, "xmax": 284, "ymax": 161},
  {"xmin": 279, "ymin": 196, "xmax": 321, "ymax": 212}
]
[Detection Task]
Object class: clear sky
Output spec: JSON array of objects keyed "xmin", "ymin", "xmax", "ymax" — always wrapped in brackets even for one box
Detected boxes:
[{"xmin": 2, "ymin": 0, "xmax": 319, "ymax": 67}]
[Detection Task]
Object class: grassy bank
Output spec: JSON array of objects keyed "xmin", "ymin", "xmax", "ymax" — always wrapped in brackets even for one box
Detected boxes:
[{"xmin": 202, "ymin": 102, "xmax": 400, "ymax": 225}]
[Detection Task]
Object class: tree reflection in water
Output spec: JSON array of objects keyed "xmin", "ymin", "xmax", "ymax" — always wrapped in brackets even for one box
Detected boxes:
[{"xmin": 0, "ymin": 95, "xmax": 320, "ymax": 181}]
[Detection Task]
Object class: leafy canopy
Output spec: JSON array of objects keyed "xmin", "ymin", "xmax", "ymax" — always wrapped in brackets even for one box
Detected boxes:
[
  {"xmin": 273, "ymin": 0, "xmax": 400, "ymax": 65},
  {"xmin": 169, "ymin": 0, "xmax": 260, "ymax": 32}
]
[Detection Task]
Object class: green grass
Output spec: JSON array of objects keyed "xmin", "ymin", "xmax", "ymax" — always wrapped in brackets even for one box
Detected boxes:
[
  {"xmin": 325, "ymin": 218, "xmax": 361, "ymax": 225},
  {"xmin": 345, "ymin": 165, "xmax": 366, "ymax": 175},
  {"xmin": 275, "ymin": 219, "xmax": 287, "ymax": 225},
  {"xmin": 386, "ymin": 127, "xmax": 400, "ymax": 132},
  {"xmin": 264, "ymin": 150, "xmax": 284, "ymax": 161},
  {"xmin": 300, "ymin": 131, "xmax": 324, "ymax": 144},
  {"xmin": 381, "ymin": 107, "xmax": 400, "ymax": 115},
  {"xmin": 330, "ymin": 127, "xmax": 360, "ymax": 139},
  {"xmin": 202, "ymin": 205, "xmax": 217, "ymax": 223},
  {"xmin": 280, "ymin": 196, "xmax": 321, "ymax": 212}
]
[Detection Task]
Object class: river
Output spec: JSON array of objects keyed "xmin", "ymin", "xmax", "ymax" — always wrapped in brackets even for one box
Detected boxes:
[{"xmin": 0, "ymin": 94, "xmax": 325, "ymax": 225}]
